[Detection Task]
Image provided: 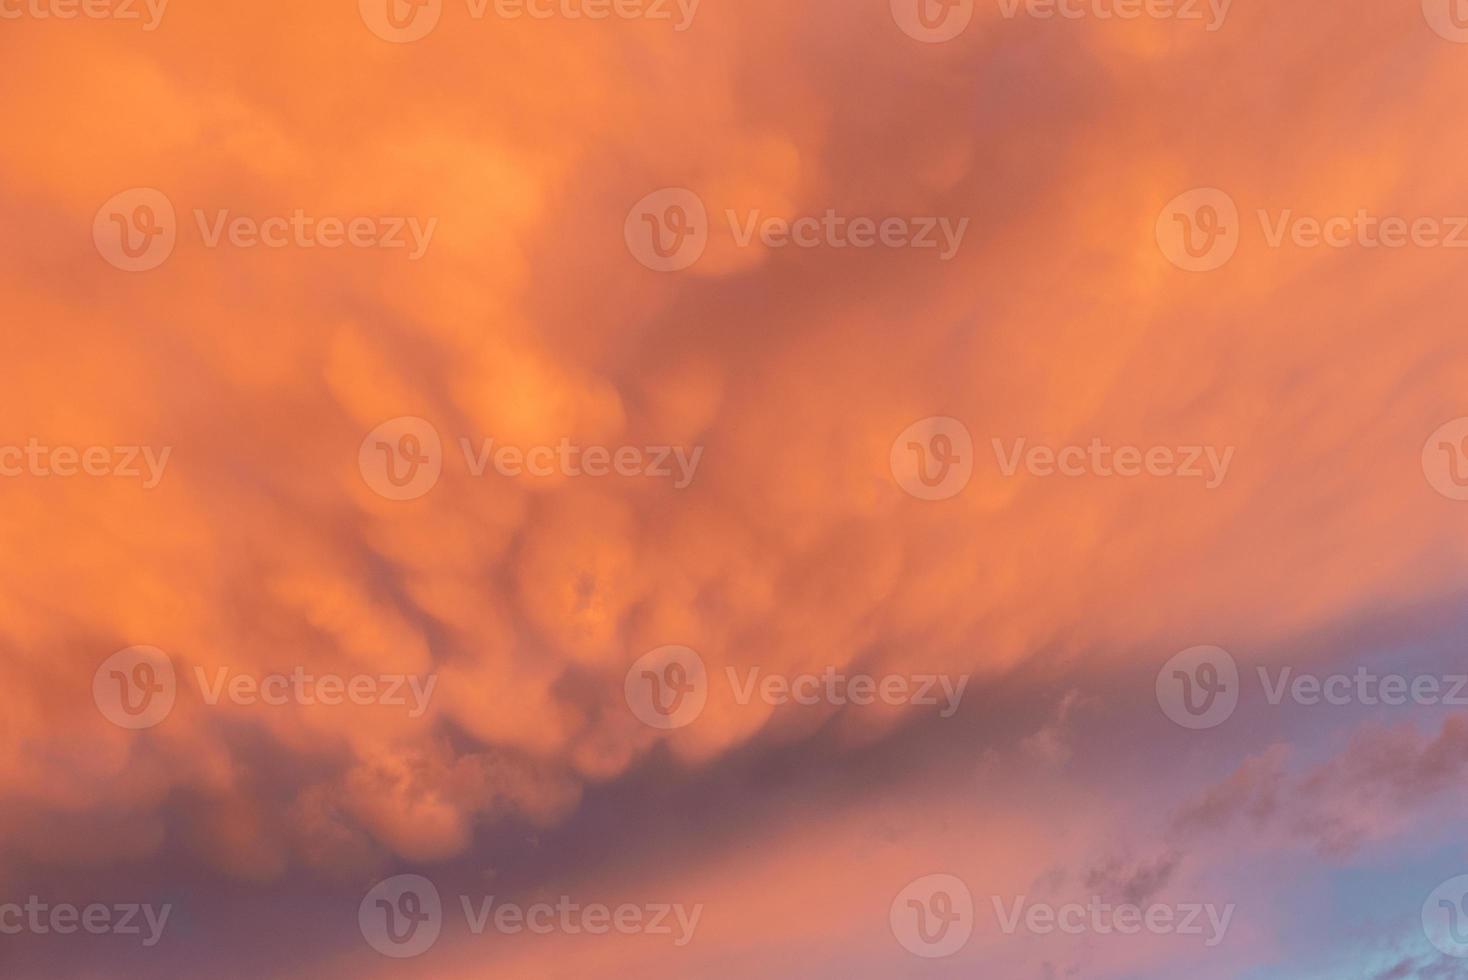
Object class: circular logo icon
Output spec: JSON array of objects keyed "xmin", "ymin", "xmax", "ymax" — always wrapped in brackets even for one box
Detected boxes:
[
  {"xmin": 360, "ymin": 875, "xmax": 443, "ymax": 958},
  {"xmin": 1156, "ymin": 188, "xmax": 1239, "ymax": 272},
  {"xmin": 891, "ymin": 0, "xmax": 974, "ymax": 42},
  {"xmin": 625, "ymin": 188, "xmax": 708, "ymax": 272},
  {"xmin": 891, "ymin": 417, "xmax": 974, "ymax": 501},
  {"xmin": 625, "ymin": 645, "xmax": 708, "ymax": 730},
  {"xmin": 359, "ymin": 417, "xmax": 443, "ymax": 501},
  {"xmin": 1423, "ymin": 875, "xmax": 1468, "ymax": 957},
  {"xmin": 891, "ymin": 873, "xmax": 973, "ymax": 958},
  {"xmin": 1423, "ymin": 418, "xmax": 1468, "ymax": 501},
  {"xmin": 93, "ymin": 646, "xmax": 176, "ymax": 730},
  {"xmin": 360, "ymin": 0, "xmax": 442, "ymax": 42},
  {"xmin": 94, "ymin": 188, "xmax": 176, "ymax": 273},
  {"xmin": 1423, "ymin": 0, "xmax": 1468, "ymax": 42},
  {"xmin": 1156, "ymin": 645, "xmax": 1239, "ymax": 730}
]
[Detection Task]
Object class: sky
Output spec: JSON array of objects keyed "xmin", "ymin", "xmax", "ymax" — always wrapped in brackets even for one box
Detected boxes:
[{"xmin": 2, "ymin": 0, "xmax": 1468, "ymax": 977}]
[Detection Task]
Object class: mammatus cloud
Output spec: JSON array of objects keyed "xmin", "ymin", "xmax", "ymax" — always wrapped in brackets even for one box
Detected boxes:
[{"xmin": 1, "ymin": 0, "xmax": 1467, "ymax": 976}]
